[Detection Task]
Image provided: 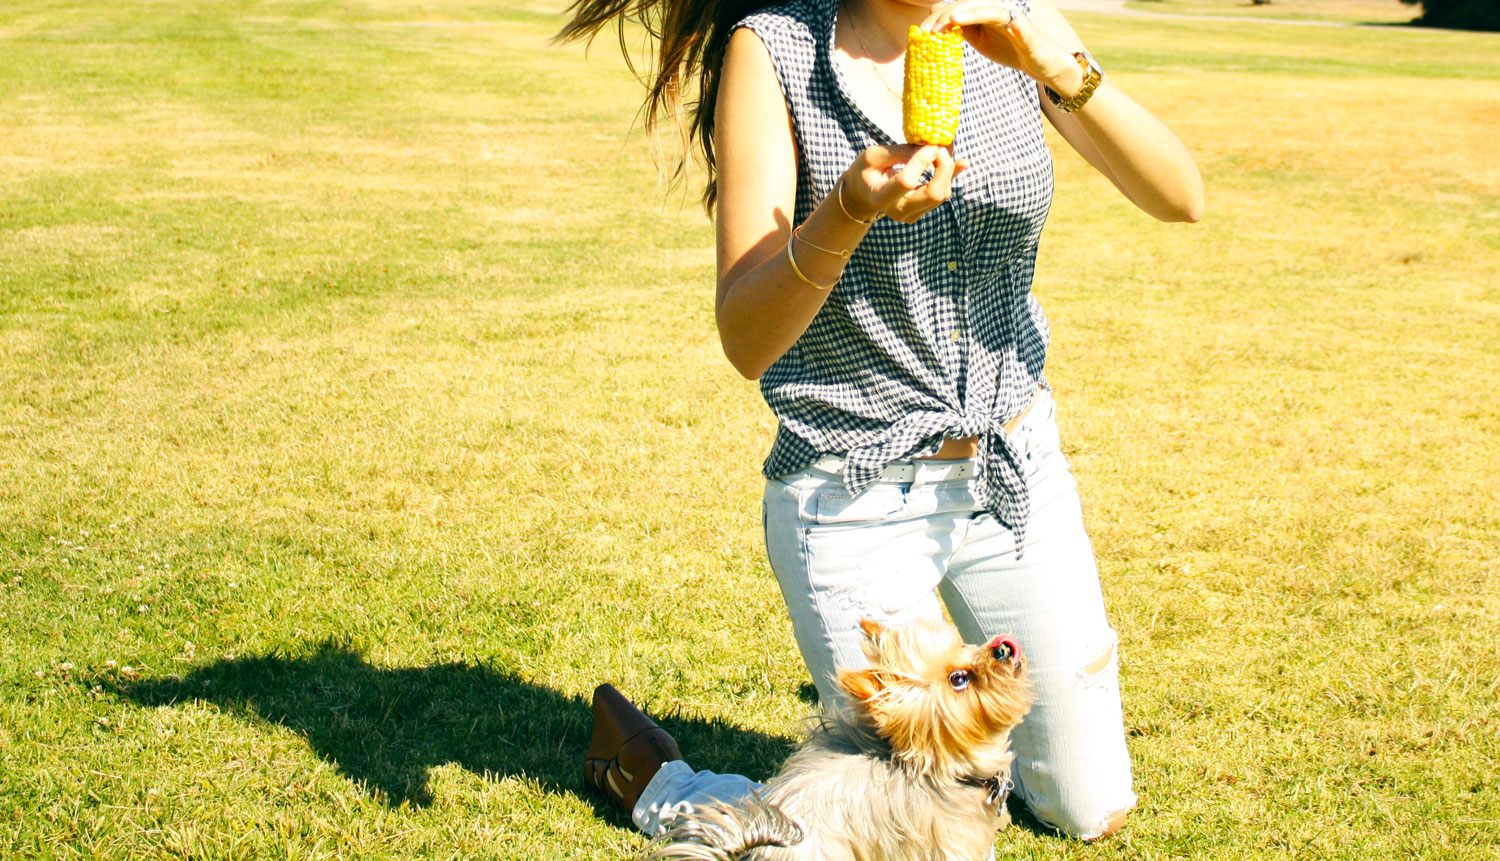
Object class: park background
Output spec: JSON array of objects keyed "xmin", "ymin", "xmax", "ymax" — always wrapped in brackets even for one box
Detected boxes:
[{"xmin": 1, "ymin": 0, "xmax": 1497, "ymax": 857}]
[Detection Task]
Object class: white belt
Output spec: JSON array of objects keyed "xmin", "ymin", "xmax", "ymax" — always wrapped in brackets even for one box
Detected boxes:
[{"xmin": 810, "ymin": 455, "xmax": 978, "ymax": 483}]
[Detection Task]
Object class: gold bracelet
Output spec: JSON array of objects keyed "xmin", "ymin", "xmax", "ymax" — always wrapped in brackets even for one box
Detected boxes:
[
  {"xmin": 786, "ymin": 236, "xmax": 837, "ymax": 290},
  {"xmin": 835, "ymin": 176, "xmax": 879, "ymax": 225},
  {"xmin": 792, "ymin": 224, "xmax": 852, "ymax": 259}
]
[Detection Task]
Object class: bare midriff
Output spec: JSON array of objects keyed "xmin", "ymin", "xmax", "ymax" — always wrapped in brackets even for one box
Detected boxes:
[
  {"xmin": 916, "ymin": 387, "xmax": 1041, "ymax": 461},
  {"xmin": 922, "ymin": 435, "xmax": 980, "ymax": 460}
]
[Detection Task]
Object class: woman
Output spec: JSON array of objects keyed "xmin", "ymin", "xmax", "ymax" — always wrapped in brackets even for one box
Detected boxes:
[{"xmin": 559, "ymin": 0, "xmax": 1203, "ymax": 843}]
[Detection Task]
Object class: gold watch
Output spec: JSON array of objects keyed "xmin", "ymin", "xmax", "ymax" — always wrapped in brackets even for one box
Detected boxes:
[{"xmin": 1044, "ymin": 52, "xmax": 1102, "ymax": 114}]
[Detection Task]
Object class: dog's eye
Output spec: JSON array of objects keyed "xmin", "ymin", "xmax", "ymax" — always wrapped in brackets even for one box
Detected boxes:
[{"xmin": 947, "ymin": 670, "xmax": 971, "ymax": 691}]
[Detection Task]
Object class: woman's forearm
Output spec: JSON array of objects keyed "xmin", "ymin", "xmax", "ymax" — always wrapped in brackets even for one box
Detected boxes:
[
  {"xmin": 942, "ymin": 0, "xmax": 1204, "ymax": 224},
  {"xmin": 1058, "ymin": 78, "xmax": 1204, "ymax": 223},
  {"xmin": 716, "ymin": 188, "xmax": 874, "ymax": 381}
]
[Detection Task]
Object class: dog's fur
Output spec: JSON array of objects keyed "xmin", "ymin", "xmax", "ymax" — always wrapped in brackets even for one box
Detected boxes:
[{"xmin": 646, "ymin": 617, "xmax": 1033, "ymax": 861}]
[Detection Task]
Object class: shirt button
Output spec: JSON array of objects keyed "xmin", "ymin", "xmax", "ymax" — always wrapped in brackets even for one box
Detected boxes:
[
  {"xmin": 947, "ymin": 261, "xmax": 959, "ymax": 272},
  {"xmin": 950, "ymin": 330, "xmax": 961, "ymax": 342}
]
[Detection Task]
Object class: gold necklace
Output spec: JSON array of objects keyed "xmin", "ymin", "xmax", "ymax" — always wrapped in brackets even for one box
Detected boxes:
[{"xmin": 841, "ymin": 1, "xmax": 903, "ymax": 101}]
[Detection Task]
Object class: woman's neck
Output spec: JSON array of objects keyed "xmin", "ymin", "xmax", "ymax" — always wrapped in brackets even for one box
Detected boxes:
[{"xmin": 840, "ymin": 0, "xmax": 934, "ymax": 62}]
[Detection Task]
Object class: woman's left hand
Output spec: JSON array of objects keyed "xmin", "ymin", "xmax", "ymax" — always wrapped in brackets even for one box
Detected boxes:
[{"xmin": 920, "ymin": 0, "xmax": 1080, "ymax": 94}]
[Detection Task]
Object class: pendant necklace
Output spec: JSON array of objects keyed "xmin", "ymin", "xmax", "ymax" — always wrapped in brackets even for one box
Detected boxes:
[{"xmin": 841, "ymin": 1, "xmax": 904, "ymax": 102}]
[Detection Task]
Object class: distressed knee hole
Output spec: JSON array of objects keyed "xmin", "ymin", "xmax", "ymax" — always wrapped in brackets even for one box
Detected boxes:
[
  {"xmin": 1075, "ymin": 636, "xmax": 1119, "ymax": 690},
  {"xmin": 1032, "ymin": 799, "xmax": 1132, "ymax": 842},
  {"xmin": 1085, "ymin": 806, "xmax": 1131, "ymax": 842},
  {"xmin": 1083, "ymin": 642, "xmax": 1115, "ymax": 676}
]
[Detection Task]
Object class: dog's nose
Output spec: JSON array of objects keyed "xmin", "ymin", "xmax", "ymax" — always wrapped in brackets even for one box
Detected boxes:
[{"xmin": 986, "ymin": 636, "xmax": 1022, "ymax": 668}]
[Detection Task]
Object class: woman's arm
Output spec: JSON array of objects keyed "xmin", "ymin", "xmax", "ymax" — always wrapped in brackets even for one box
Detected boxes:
[
  {"xmin": 714, "ymin": 26, "xmax": 846, "ymax": 381},
  {"xmin": 714, "ymin": 26, "xmax": 961, "ymax": 380},
  {"xmin": 1026, "ymin": 0, "xmax": 1203, "ymax": 222},
  {"xmin": 924, "ymin": 0, "xmax": 1204, "ymax": 223}
]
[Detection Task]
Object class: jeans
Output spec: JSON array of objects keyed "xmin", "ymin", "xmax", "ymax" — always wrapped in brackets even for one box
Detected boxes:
[{"xmin": 635, "ymin": 388, "xmax": 1136, "ymax": 842}]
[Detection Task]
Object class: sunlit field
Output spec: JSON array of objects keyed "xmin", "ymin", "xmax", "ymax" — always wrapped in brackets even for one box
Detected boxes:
[
  {"xmin": 1122, "ymin": 0, "xmax": 1421, "ymax": 25},
  {"xmin": 2, "ymin": 0, "xmax": 1497, "ymax": 857}
]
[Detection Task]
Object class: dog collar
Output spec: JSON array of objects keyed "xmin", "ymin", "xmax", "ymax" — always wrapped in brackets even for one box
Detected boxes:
[{"xmin": 958, "ymin": 774, "xmax": 1014, "ymax": 809}]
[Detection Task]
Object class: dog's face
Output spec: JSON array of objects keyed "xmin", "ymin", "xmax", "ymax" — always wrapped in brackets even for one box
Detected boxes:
[{"xmin": 836, "ymin": 618, "xmax": 1032, "ymax": 780}]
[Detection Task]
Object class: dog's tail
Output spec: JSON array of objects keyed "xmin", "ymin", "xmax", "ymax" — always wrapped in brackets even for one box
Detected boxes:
[{"xmin": 644, "ymin": 791, "xmax": 804, "ymax": 860}]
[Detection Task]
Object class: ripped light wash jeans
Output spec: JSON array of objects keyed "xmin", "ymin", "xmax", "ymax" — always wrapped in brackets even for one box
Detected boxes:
[{"xmin": 635, "ymin": 388, "xmax": 1136, "ymax": 842}]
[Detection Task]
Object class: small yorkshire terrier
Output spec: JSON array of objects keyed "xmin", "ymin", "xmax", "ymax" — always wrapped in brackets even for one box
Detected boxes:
[{"xmin": 648, "ymin": 617, "xmax": 1032, "ymax": 860}]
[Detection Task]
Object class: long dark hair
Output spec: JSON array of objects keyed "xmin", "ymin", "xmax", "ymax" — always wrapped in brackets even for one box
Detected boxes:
[{"xmin": 553, "ymin": 0, "xmax": 775, "ymax": 213}]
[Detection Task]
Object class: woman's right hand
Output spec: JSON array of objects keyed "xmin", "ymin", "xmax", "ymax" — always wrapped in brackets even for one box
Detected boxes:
[{"xmin": 841, "ymin": 144, "xmax": 970, "ymax": 224}]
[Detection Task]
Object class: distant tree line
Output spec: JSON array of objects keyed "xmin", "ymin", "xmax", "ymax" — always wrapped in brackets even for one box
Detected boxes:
[{"xmin": 1401, "ymin": 0, "xmax": 1500, "ymax": 31}]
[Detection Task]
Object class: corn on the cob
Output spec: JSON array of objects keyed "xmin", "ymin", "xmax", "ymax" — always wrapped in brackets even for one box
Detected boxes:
[{"xmin": 902, "ymin": 26, "xmax": 963, "ymax": 147}]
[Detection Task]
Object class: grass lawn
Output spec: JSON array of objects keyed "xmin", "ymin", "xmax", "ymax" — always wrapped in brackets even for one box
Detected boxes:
[
  {"xmin": 2, "ymin": 0, "xmax": 1498, "ymax": 858},
  {"xmin": 1121, "ymin": 0, "xmax": 1421, "ymax": 25}
]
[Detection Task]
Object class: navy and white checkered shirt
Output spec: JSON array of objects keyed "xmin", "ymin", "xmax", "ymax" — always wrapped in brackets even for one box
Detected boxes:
[{"xmin": 735, "ymin": 0, "xmax": 1055, "ymax": 543}]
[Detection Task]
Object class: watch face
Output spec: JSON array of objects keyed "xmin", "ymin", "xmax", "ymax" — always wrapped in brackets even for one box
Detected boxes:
[
  {"xmin": 1089, "ymin": 59, "xmax": 1103, "ymax": 79},
  {"xmin": 1078, "ymin": 51, "xmax": 1102, "ymax": 80}
]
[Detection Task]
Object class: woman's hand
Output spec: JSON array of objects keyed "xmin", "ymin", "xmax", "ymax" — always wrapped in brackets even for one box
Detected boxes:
[
  {"xmin": 842, "ymin": 144, "xmax": 970, "ymax": 224},
  {"xmin": 920, "ymin": 0, "xmax": 1082, "ymax": 96}
]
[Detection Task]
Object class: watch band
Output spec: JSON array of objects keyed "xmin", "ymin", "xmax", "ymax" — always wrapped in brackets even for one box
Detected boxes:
[{"xmin": 1045, "ymin": 52, "xmax": 1102, "ymax": 114}]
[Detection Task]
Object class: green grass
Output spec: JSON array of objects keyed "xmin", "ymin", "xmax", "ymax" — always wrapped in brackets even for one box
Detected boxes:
[{"xmin": 2, "ymin": 0, "xmax": 1498, "ymax": 858}]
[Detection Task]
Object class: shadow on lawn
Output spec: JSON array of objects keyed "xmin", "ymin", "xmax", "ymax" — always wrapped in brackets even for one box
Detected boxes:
[{"xmin": 109, "ymin": 641, "xmax": 793, "ymax": 820}]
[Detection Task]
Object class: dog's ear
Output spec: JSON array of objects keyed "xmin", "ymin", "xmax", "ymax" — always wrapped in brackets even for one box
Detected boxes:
[
  {"xmin": 858, "ymin": 618, "xmax": 885, "ymax": 642},
  {"xmin": 837, "ymin": 667, "xmax": 883, "ymax": 704}
]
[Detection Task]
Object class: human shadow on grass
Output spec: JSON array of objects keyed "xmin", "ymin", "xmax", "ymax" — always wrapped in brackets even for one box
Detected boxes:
[{"xmin": 108, "ymin": 640, "xmax": 793, "ymax": 822}]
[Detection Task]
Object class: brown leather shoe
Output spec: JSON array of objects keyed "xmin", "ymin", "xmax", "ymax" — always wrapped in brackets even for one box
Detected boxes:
[{"xmin": 584, "ymin": 683, "xmax": 683, "ymax": 813}]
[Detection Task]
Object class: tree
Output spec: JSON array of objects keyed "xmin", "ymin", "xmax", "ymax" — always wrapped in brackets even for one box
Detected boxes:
[{"xmin": 1400, "ymin": 0, "xmax": 1500, "ymax": 31}]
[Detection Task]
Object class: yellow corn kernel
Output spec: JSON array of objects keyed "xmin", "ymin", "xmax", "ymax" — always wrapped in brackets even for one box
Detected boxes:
[{"xmin": 902, "ymin": 26, "xmax": 964, "ymax": 147}]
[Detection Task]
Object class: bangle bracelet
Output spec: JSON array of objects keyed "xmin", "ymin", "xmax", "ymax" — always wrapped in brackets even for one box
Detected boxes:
[
  {"xmin": 786, "ymin": 236, "xmax": 837, "ymax": 290},
  {"xmin": 836, "ymin": 177, "xmax": 878, "ymax": 225},
  {"xmin": 792, "ymin": 224, "xmax": 852, "ymax": 259}
]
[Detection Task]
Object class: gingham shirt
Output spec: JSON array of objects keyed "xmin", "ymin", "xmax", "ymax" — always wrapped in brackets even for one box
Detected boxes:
[{"xmin": 736, "ymin": 0, "xmax": 1054, "ymax": 542}]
